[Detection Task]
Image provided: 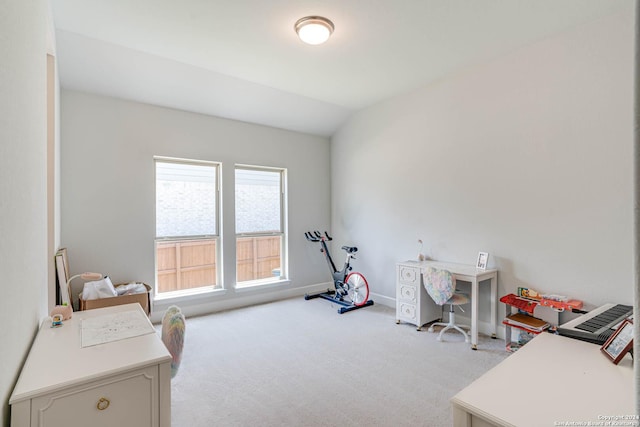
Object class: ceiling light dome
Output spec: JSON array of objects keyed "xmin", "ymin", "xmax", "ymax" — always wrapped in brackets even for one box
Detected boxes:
[{"xmin": 294, "ymin": 16, "xmax": 334, "ymax": 45}]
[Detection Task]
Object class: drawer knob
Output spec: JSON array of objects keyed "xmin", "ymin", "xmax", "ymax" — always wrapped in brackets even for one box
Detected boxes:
[{"xmin": 97, "ymin": 397, "xmax": 110, "ymax": 411}]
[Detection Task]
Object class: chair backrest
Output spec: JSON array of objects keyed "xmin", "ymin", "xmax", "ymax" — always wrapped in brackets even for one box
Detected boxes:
[
  {"xmin": 423, "ymin": 267, "xmax": 455, "ymax": 306},
  {"xmin": 161, "ymin": 305, "xmax": 186, "ymax": 378}
]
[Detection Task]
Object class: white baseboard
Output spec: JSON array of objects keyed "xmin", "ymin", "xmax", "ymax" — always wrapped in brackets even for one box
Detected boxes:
[
  {"xmin": 369, "ymin": 292, "xmax": 395, "ymax": 308},
  {"xmin": 150, "ymin": 281, "xmax": 332, "ymax": 323}
]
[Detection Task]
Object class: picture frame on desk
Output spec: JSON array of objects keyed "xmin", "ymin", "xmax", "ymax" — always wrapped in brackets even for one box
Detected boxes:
[
  {"xmin": 55, "ymin": 248, "xmax": 71, "ymax": 306},
  {"xmin": 601, "ymin": 318, "xmax": 633, "ymax": 365},
  {"xmin": 476, "ymin": 252, "xmax": 489, "ymax": 270}
]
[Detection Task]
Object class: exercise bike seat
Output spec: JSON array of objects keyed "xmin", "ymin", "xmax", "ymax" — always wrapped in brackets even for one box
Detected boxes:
[{"xmin": 341, "ymin": 246, "xmax": 358, "ymax": 253}]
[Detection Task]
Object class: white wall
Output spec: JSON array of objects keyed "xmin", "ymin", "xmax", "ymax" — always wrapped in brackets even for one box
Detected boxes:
[
  {"xmin": 60, "ymin": 91, "xmax": 332, "ymax": 318},
  {"xmin": 0, "ymin": 1, "xmax": 49, "ymax": 423},
  {"xmin": 332, "ymin": 6, "xmax": 635, "ymax": 328}
]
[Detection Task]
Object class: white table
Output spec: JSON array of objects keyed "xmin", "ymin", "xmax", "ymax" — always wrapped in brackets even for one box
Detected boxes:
[
  {"xmin": 451, "ymin": 333, "xmax": 635, "ymax": 427},
  {"xmin": 10, "ymin": 303, "xmax": 172, "ymax": 427},
  {"xmin": 410, "ymin": 260, "xmax": 498, "ymax": 350}
]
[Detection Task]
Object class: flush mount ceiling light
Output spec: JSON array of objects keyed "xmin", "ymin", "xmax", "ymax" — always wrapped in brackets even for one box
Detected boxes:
[{"xmin": 294, "ymin": 16, "xmax": 334, "ymax": 45}]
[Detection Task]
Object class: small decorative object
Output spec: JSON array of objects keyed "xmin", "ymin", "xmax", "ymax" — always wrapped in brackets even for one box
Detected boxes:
[
  {"xmin": 476, "ymin": 252, "xmax": 489, "ymax": 270},
  {"xmin": 50, "ymin": 304, "xmax": 73, "ymax": 320},
  {"xmin": 601, "ymin": 318, "xmax": 634, "ymax": 364},
  {"xmin": 417, "ymin": 239, "xmax": 425, "ymax": 261},
  {"xmin": 51, "ymin": 313, "xmax": 64, "ymax": 328}
]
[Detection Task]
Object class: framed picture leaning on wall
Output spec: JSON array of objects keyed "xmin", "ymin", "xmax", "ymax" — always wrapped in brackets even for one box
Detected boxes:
[
  {"xmin": 601, "ymin": 318, "xmax": 633, "ymax": 365},
  {"xmin": 476, "ymin": 252, "xmax": 489, "ymax": 270}
]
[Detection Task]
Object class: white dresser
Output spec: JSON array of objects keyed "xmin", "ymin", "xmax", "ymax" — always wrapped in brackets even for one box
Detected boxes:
[
  {"xmin": 451, "ymin": 333, "xmax": 634, "ymax": 426},
  {"xmin": 396, "ymin": 261, "xmax": 440, "ymax": 330},
  {"xmin": 10, "ymin": 304, "xmax": 172, "ymax": 427}
]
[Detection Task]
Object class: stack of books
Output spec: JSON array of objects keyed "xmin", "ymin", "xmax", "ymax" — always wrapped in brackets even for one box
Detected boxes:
[{"xmin": 503, "ymin": 313, "xmax": 550, "ymax": 332}]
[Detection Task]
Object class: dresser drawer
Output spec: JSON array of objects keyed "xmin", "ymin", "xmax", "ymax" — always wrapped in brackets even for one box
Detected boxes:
[
  {"xmin": 31, "ymin": 366, "xmax": 158, "ymax": 427},
  {"xmin": 398, "ymin": 265, "xmax": 419, "ymax": 285},
  {"xmin": 398, "ymin": 283, "xmax": 418, "ymax": 303},
  {"xmin": 398, "ymin": 302, "xmax": 417, "ymax": 322}
]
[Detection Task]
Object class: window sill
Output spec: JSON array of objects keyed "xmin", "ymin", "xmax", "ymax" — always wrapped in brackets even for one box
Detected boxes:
[
  {"xmin": 153, "ymin": 279, "xmax": 292, "ymax": 303},
  {"xmin": 234, "ymin": 279, "xmax": 291, "ymax": 292},
  {"xmin": 154, "ymin": 287, "xmax": 226, "ymax": 305}
]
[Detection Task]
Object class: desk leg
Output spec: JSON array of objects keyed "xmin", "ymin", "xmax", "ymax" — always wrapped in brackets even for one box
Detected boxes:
[
  {"xmin": 471, "ymin": 278, "xmax": 478, "ymax": 350},
  {"xmin": 490, "ymin": 273, "xmax": 497, "ymax": 339},
  {"xmin": 452, "ymin": 403, "xmax": 472, "ymax": 427}
]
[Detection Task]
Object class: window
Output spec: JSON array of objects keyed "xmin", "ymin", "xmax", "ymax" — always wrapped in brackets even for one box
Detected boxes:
[
  {"xmin": 155, "ymin": 158, "xmax": 220, "ymax": 296},
  {"xmin": 235, "ymin": 166, "xmax": 286, "ymax": 287}
]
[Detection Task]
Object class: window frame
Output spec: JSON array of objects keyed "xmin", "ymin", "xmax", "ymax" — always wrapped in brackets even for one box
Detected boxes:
[
  {"xmin": 154, "ymin": 156, "xmax": 222, "ymax": 297},
  {"xmin": 234, "ymin": 164, "xmax": 287, "ymax": 288}
]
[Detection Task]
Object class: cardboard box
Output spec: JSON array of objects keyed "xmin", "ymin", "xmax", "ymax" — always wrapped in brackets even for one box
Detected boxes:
[{"xmin": 79, "ymin": 283, "xmax": 152, "ymax": 315}]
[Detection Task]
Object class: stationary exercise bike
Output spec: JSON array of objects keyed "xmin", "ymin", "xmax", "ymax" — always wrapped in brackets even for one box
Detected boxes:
[{"xmin": 304, "ymin": 231, "xmax": 374, "ymax": 314}]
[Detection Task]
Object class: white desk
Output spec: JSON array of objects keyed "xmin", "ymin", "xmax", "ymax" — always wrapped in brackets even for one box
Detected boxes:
[
  {"xmin": 10, "ymin": 304, "xmax": 172, "ymax": 427},
  {"xmin": 409, "ymin": 260, "xmax": 498, "ymax": 350},
  {"xmin": 451, "ymin": 333, "xmax": 635, "ymax": 427}
]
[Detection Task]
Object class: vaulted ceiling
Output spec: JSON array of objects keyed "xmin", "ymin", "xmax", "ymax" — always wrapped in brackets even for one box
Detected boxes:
[{"xmin": 51, "ymin": 0, "xmax": 628, "ymax": 137}]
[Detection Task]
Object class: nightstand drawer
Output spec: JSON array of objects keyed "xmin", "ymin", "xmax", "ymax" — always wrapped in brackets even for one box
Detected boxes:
[
  {"xmin": 398, "ymin": 303, "xmax": 417, "ymax": 321},
  {"xmin": 398, "ymin": 265, "xmax": 419, "ymax": 284},
  {"xmin": 398, "ymin": 283, "xmax": 418, "ymax": 303}
]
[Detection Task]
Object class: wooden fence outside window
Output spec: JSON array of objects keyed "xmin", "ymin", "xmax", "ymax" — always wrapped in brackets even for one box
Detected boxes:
[
  {"xmin": 156, "ymin": 236, "xmax": 281, "ymax": 293},
  {"xmin": 236, "ymin": 235, "xmax": 282, "ymax": 283}
]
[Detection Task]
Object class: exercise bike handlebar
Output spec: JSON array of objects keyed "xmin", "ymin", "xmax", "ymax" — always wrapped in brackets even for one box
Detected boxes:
[{"xmin": 304, "ymin": 230, "xmax": 332, "ymax": 242}]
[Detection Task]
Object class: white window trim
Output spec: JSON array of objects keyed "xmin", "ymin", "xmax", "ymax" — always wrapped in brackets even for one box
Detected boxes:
[
  {"xmin": 235, "ymin": 164, "xmax": 288, "ymax": 287},
  {"xmin": 154, "ymin": 156, "xmax": 223, "ymax": 295}
]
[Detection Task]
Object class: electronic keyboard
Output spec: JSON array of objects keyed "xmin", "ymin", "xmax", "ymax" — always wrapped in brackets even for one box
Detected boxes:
[{"xmin": 556, "ymin": 303, "xmax": 633, "ymax": 345}]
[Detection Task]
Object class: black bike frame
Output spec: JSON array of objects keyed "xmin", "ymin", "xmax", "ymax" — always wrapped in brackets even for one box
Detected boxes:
[
  {"xmin": 309, "ymin": 232, "xmax": 352, "ymax": 287},
  {"xmin": 304, "ymin": 231, "xmax": 374, "ymax": 313}
]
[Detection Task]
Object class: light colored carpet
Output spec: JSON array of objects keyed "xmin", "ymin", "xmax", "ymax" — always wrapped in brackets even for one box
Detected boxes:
[{"xmin": 167, "ymin": 297, "xmax": 508, "ymax": 427}]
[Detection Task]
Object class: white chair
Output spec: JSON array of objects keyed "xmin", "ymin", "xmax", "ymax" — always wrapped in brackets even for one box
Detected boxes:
[{"xmin": 423, "ymin": 266, "xmax": 470, "ymax": 342}]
